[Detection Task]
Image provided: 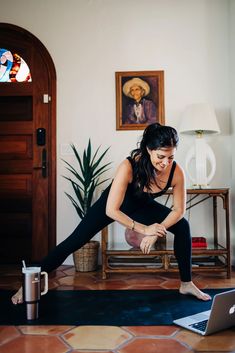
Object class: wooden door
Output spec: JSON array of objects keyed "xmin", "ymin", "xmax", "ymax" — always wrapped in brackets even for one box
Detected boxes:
[{"xmin": 0, "ymin": 23, "xmax": 56, "ymax": 264}]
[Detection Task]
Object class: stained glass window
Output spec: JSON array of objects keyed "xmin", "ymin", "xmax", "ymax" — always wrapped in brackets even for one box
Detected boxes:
[{"xmin": 0, "ymin": 48, "xmax": 32, "ymax": 82}]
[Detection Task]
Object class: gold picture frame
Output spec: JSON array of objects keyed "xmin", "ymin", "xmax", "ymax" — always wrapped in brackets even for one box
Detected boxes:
[{"xmin": 116, "ymin": 70, "xmax": 165, "ymax": 130}]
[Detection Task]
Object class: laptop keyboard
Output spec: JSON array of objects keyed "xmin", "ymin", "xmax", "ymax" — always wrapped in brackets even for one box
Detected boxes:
[{"xmin": 190, "ymin": 319, "xmax": 208, "ymax": 332}]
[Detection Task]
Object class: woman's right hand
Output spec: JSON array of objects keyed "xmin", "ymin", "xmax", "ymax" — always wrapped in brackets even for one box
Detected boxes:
[{"xmin": 144, "ymin": 223, "xmax": 167, "ymax": 237}]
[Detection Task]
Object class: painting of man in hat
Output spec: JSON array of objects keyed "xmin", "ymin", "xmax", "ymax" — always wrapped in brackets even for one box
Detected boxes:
[
  {"xmin": 116, "ymin": 71, "xmax": 165, "ymax": 130},
  {"xmin": 122, "ymin": 77, "xmax": 156, "ymax": 125}
]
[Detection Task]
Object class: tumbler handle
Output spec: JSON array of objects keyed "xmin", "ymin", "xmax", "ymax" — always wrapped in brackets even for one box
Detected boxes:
[{"xmin": 41, "ymin": 271, "xmax": 48, "ymax": 296}]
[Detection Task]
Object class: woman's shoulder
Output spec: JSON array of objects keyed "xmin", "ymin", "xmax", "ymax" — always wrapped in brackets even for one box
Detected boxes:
[
  {"xmin": 175, "ymin": 162, "xmax": 185, "ymax": 174},
  {"xmin": 117, "ymin": 158, "xmax": 132, "ymax": 168},
  {"xmin": 171, "ymin": 162, "xmax": 185, "ymax": 186},
  {"xmin": 115, "ymin": 159, "xmax": 133, "ymax": 181}
]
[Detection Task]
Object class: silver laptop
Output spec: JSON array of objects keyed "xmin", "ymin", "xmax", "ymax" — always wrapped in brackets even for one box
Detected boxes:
[{"xmin": 173, "ymin": 289, "xmax": 235, "ymax": 335}]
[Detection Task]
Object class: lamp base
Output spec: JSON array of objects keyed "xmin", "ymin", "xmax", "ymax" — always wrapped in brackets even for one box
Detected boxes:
[{"xmin": 185, "ymin": 135, "xmax": 216, "ymax": 188}]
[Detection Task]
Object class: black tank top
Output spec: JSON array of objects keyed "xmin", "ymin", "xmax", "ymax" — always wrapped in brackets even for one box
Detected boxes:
[{"xmin": 126, "ymin": 156, "xmax": 176, "ymax": 198}]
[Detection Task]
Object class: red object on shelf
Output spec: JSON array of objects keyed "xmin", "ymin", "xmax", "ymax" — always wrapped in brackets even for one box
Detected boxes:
[{"xmin": 192, "ymin": 236, "xmax": 207, "ymax": 248}]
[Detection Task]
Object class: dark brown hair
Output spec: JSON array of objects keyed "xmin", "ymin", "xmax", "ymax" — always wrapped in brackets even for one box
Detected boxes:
[{"xmin": 130, "ymin": 123, "xmax": 179, "ymax": 195}]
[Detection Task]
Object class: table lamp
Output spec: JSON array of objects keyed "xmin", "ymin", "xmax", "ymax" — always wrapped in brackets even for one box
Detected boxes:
[{"xmin": 179, "ymin": 103, "xmax": 220, "ymax": 188}]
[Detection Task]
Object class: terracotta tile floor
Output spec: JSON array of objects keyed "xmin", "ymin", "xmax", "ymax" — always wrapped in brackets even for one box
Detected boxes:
[{"xmin": 0, "ymin": 265, "xmax": 235, "ymax": 353}]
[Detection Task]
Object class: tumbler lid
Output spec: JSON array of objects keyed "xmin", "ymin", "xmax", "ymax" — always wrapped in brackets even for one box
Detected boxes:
[{"xmin": 22, "ymin": 266, "xmax": 41, "ymax": 274}]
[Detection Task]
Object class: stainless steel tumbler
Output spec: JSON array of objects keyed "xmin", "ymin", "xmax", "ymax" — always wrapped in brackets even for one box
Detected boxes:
[{"xmin": 22, "ymin": 267, "xmax": 48, "ymax": 320}]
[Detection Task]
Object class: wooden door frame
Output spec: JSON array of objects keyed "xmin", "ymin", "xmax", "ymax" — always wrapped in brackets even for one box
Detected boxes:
[{"xmin": 0, "ymin": 22, "xmax": 56, "ymax": 253}]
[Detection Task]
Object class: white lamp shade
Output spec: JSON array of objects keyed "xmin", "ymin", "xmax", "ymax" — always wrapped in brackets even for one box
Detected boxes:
[{"xmin": 179, "ymin": 103, "xmax": 220, "ymax": 135}]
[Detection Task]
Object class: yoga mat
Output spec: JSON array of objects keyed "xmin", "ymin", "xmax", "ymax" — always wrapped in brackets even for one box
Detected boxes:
[{"xmin": 0, "ymin": 289, "xmax": 232, "ymax": 326}]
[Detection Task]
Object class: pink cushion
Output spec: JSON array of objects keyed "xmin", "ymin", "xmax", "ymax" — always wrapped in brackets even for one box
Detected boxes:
[{"xmin": 124, "ymin": 228, "xmax": 145, "ymax": 248}]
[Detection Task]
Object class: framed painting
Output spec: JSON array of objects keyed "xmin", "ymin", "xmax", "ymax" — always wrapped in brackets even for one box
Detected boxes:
[{"xmin": 116, "ymin": 70, "xmax": 165, "ymax": 130}]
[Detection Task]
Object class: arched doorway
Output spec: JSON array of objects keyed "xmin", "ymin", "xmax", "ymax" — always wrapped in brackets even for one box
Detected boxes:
[{"xmin": 0, "ymin": 23, "xmax": 56, "ymax": 264}]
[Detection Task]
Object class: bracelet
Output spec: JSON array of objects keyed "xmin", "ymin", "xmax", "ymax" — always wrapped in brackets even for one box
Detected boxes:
[{"xmin": 131, "ymin": 220, "xmax": 135, "ymax": 231}]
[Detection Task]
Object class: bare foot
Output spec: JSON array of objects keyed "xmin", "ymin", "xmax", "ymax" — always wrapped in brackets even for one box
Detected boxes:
[
  {"xmin": 179, "ymin": 281, "xmax": 211, "ymax": 301},
  {"xmin": 11, "ymin": 287, "xmax": 23, "ymax": 305}
]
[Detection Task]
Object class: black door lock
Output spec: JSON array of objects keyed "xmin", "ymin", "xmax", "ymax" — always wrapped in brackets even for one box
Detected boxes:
[{"xmin": 36, "ymin": 128, "xmax": 46, "ymax": 146}]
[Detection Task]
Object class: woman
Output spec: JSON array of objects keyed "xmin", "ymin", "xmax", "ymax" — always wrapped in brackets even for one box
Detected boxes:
[{"xmin": 12, "ymin": 123, "xmax": 211, "ymax": 304}]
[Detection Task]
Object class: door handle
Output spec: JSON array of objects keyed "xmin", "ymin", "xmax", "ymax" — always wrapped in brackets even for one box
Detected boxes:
[{"xmin": 34, "ymin": 148, "xmax": 47, "ymax": 178}]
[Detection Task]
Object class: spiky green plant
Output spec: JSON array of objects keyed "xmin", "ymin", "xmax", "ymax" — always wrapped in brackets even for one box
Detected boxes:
[{"xmin": 63, "ymin": 140, "xmax": 111, "ymax": 219}]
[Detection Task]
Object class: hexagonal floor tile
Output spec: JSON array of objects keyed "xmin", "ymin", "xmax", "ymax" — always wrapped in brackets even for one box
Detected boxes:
[
  {"xmin": 0, "ymin": 335, "xmax": 69, "ymax": 353},
  {"xmin": 63, "ymin": 326, "xmax": 132, "ymax": 350},
  {"xmin": 0, "ymin": 326, "xmax": 20, "ymax": 345},
  {"xmin": 176, "ymin": 328, "xmax": 235, "ymax": 352},
  {"xmin": 123, "ymin": 325, "xmax": 179, "ymax": 336},
  {"xmin": 117, "ymin": 337, "xmax": 192, "ymax": 353},
  {"xmin": 19, "ymin": 325, "xmax": 74, "ymax": 335}
]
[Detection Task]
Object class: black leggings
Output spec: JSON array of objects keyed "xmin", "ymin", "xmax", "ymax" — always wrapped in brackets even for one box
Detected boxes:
[{"xmin": 40, "ymin": 186, "xmax": 192, "ymax": 282}]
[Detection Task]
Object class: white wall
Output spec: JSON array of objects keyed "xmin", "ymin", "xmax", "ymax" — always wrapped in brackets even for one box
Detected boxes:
[{"xmin": 0, "ymin": 0, "xmax": 233, "ymax": 264}]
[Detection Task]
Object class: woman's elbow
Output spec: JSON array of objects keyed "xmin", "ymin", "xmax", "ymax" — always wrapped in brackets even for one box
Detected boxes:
[
  {"xmin": 174, "ymin": 207, "xmax": 185, "ymax": 220},
  {"xmin": 105, "ymin": 205, "xmax": 116, "ymax": 219},
  {"xmin": 179, "ymin": 212, "xmax": 185, "ymax": 220}
]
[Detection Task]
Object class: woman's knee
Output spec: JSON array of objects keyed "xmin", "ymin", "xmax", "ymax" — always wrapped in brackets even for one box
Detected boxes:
[
  {"xmin": 170, "ymin": 217, "xmax": 191, "ymax": 236},
  {"xmin": 178, "ymin": 217, "xmax": 190, "ymax": 231}
]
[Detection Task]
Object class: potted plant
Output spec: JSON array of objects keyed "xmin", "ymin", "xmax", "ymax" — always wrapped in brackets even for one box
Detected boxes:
[{"xmin": 63, "ymin": 140, "xmax": 111, "ymax": 271}]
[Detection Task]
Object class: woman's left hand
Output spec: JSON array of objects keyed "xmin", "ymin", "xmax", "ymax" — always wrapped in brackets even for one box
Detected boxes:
[{"xmin": 140, "ymin": 235, "xmax": 158, "ymax": 254}]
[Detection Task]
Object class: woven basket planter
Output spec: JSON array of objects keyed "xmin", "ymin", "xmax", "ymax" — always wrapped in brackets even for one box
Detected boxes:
[{"xmin": 73, "ymin": 240, "xmax": 100, "ymax": 272}]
